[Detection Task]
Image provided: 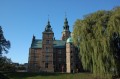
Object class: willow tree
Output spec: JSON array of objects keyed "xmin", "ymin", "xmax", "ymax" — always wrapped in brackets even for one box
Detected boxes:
[{"xmin": 73, "ymin": 7, "xmax": 120, "ymax": 78}]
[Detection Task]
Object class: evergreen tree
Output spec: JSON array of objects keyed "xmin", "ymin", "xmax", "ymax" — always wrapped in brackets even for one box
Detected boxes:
[{"xmin": 0, "ymin": 26, "xmax": 10, "ymax": 56}]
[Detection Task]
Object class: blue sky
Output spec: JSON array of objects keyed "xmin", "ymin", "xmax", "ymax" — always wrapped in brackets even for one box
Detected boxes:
[{"xmin": 0, "ymin": 0, "xmax": 120, "ymax": 64}]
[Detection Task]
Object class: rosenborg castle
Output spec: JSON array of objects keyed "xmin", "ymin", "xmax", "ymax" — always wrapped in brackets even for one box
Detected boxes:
[{"xmin": 28, "ymin": 18, "xmax": 82, "ymax": 73}]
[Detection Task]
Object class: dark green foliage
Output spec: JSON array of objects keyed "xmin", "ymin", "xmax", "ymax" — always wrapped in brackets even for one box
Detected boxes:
[
  {"xmin": 0, "ymin": 26, "xmax": 12, "ymax": 72},
  {"xmin": 0, "ymin": 56, "xmax": 16, "ymax": 72},
  {"xmin": 0, "ymin": 26, "xmax": 11, "ymax": 79},
  {"xmin": 73, "ymin": 7, "xmax": 120, "ymax": 79},
  {"xmin": 0, "ymin": 26, "xmax": 10, "ymax": 55},
  {"xmin": 17, "ymin": 66, "xmax": 26, "ymax": 70}
]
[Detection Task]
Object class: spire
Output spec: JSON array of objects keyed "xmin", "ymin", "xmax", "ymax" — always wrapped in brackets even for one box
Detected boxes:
[
  {"xmin": 46, "ymin": 15, "xmax": 51, "ymax": 28},
  {"xmin": 44, "ymin": 19, "xmax": 52, "ymax": 32},
  {"xmin": 63, "ymin": 16, "xmax": 69, "ymax": 31},
  {"xmin": 48, "ymin": 14, "xmax": 50, "ymax": 22},
  {"xmin": 64, "ymin": 17, "xmax": 68, "ymax": 25},
  {"xmin": 65, "ymin": 12, "xmax": 67, "ymax": 18},
  {"xmin": 64, "ymin": 12, "xmax": 68, "ymax": 25},
  {"xmin": 47, "ymin": 20, "xmax": 51, "ymax": 27},
  {"xmin": 61, "ymin": 15, "xmax": 71, "ymax": 41}
]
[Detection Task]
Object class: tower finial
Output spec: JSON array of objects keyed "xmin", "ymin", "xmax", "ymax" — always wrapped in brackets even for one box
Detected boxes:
[
  {"xmin": 65, "ymin": 12, "xmax": 67, "ymax": 18},
  {"xmin": 47, "ymin": 14, "xmax": 50, "ymax": 25},
  {"xmin": 48, "ymin": 14, "xmax": 49, "ymax": 22}
]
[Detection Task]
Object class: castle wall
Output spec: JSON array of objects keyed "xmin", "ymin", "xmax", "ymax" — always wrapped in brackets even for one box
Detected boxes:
[
  {"xmin": 53, "ymin": 48, "xmax": 66, "ymax": 72},
  {"xmin": 28, "ymin": 48, "xmax": 42, "ymax": 72}
]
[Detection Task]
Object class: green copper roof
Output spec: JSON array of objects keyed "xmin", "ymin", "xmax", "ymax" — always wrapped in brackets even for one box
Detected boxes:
[
  {"xmin": 66, "ymin": 37, "xmax": 73, "ymax": 43},
  {"xmin": 53, "ymin": 40, "xmax": 66, "ymax": 48},
  {"xmin": 31, "ymin": 40, "xmax": 66, "ymax": 48},
  {"xmin": 31, "ymin": 39, "xmax": 42, "ymax": 48}
]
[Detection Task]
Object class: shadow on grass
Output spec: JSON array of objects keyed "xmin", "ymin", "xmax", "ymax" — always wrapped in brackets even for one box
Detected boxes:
[
  {"xmin": 0, "ymin": 72, "xmax": 9, "ymax": 79},
  {"xmin": 4, "ymin": 72, "xmax": 64, "ymax": 79}
]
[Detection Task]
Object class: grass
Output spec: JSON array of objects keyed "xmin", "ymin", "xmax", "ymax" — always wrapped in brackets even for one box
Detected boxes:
[{"xmin": 2, "ymin": 72, "xmax": 108, "ymax": 79}]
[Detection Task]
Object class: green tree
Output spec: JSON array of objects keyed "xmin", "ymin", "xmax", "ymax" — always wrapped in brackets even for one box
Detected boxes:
[
  {"xmin": 0, "ymin": 56, "xmax": 16, "ymax": 72},
  {"xmin": 0, "ymin": 26, "xmax": 11, "ymax": 72},
  {"xmin": 0, "ymin": 26, "xmax": 10, "ymax": 56},
  {"xmin": 73, "ymin": 7, "xmax": 120, "ymax": 79}
]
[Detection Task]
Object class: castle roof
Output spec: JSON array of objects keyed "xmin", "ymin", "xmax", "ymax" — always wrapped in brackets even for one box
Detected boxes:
[{"xmin": 31, "ymin": 39, "xmax": 66, "ymax": 48}]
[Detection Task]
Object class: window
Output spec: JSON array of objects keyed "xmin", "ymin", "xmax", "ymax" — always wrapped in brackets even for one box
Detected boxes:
[
  {"xmin": 59, "ymin": 64, "xmax": 61, "ymax": 69},
  {"xmin": 46, "ymin": 47, "xmax": 49, "ymax": 52},
  {"xmin": 58, "ymin": 50, "xmax": 62, "ymax": 54},
  {"xmin": 46, "ymin": 40, "xmax": 50, "ymax": 44},
  {"xmin": 46, "ymin": 56, "xmax": 48, "ymax": 63},
  {"xmin": 34, "ymin": 57, "xmax": 37, "ymax": 61},
  {"xmin": 33, "ymin": 49, "xmax": 37, "ymax": 60},
  {"xmin": 45, "ymin": 63, "xmax": 48, "ymax": 68},
  {"xmin": 58, "ymin": 58, "xmax": 62, "ymax": 62},
  {"xmin": 34, "ymin": 49, "xmax": 37, "ymax": 53}
]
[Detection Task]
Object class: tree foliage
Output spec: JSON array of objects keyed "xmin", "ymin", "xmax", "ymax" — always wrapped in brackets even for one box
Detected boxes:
[
  {"xmin": 73, "ymin": 7, "xmax": 120, "ymax": 78},
  {"xmin": 0, "ymin": 56, "xmax": 16, "ymax": 72},
  {"xmin": 0, "ymin": 26, "xmax": 10, "ymax": 55},
  {"xmin": 0, "ymin": 26, "xmax": 12, "ymax": 72}
]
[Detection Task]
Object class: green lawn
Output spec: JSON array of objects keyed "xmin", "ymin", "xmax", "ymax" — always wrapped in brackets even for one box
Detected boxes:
[{"xmin": 3, "ymin": 72, "xmax": 106, "ymax": 79}]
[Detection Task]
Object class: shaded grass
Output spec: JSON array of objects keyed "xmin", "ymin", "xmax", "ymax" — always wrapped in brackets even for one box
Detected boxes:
[{"xmin": 3, "ymin": 72, "xmax": 106, "ymax": 79}]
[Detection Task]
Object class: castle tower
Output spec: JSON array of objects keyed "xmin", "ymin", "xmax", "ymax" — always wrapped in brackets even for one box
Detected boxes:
[
  {"xmin": 61, "ymin": 18, "xmax": 71, "ymax": 41},
  {"xmin": 42, "ymin": 20, "xmax": 54, "ymax": 72},
  {"xmin": 66, "ymin": 37, "xmax": 75, "ymax": 73}
]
